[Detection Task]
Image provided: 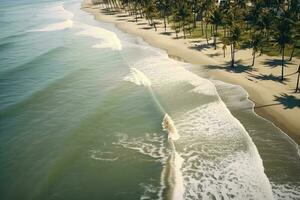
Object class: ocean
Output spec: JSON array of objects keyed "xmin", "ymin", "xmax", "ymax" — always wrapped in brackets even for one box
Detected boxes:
[{"xmin": 0, "ymin": 0, "xmax": 299, "ymax": 199}]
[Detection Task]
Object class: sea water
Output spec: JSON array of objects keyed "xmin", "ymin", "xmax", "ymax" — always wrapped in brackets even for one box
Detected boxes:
[{"xmin": 0, "ymin": 1, "xmax": 299, "ymax": 200}]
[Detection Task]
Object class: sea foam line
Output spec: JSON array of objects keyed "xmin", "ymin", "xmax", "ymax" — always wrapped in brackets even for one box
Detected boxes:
[
  {"xmin": 28, "ymin": 4, "xmax": 74, "ymax": 32},
  {"xmin": 76, "ymin": 23, "xmax": 122, "ymax": 51}
]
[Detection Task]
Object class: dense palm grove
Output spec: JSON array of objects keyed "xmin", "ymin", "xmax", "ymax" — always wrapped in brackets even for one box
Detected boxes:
[{"xmin": 96, "ymin": 0, "xmax": 299, "ymax": 82}]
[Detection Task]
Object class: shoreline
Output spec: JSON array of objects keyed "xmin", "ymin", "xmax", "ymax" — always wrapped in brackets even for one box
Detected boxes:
[{"xmin": 81, "ymin": 1, "xmax": 300, "ymax": 144}]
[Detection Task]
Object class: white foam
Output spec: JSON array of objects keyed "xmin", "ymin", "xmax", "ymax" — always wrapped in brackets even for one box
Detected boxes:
[
  {"xmin": 166, "ymin": 142, "xmax": 185, "ymax": 200},
  {"xmin": 124, "ymin": 68, "xmax": 152, "ymax": 87},
  {"xmin": 76, "ymin": 23, "xmax": 122, "ymax": 51},
  {"xmin": 29, "ymin": 4, "xmax": 74, "ymax": 32},
  {"xmin": 175, "ymin": 101, "xmax": 274, "ymax": 199},
  {"xmin": 132, "ymin": 56, "xmax": 217, "ymax": 96},
  {"xmin": 113, "ymin": 133, "xmax": 168, "ymax": 162},
  {"xmin": 45, "ymin": 4, "xmax": 74, "ymax": 19},
  {"xmin": 29, "ymin": 19, "xmax": 73, "ymax": 32},
  {"xmin": 271, "ymin": 182, "xmax": 300, "ymax": 200},
  {"xmin": 114, "ymin": 133, "xmax": 185, "ymax": 200},
  {"xmin": 90, "ymin": 150, "xmax": 118, "ymax": 161},
  {"xmin": 128, "ymin": 49, "xmax": 274, "ymax": 199},
  {"xmin": 162, "ymin": 114, "xmax": 180, "ymax": 140}
]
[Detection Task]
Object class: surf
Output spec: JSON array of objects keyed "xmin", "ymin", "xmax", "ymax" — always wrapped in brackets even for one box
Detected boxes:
[
  {"xmin": 29, "ymin": 19, "xmax": 73, "ymax": 32},
  {"xmin": 76, "ymin": 23, "xmax": 122, "ymax": 51},
  {"xmin": 28, "ymin": 4, "xmax": 74, "ymax": 32},
  {"xmin": 123, "ymin": 67, "xmax": 184, "ymax": 199},
  {"xmin": 124, "ymin": 52, "xmax": 275, "ymax": 199},
  {"xmin": 162, "ymin": 114, "xmax": 180, "ymax": 141}
]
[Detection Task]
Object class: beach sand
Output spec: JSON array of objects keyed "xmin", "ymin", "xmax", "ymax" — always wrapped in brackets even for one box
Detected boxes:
[{"xmin": 81, "ymin": 1, "xmax": 300, "ymax": 144}]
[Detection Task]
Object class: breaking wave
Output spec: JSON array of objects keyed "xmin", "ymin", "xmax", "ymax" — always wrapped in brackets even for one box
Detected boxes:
[
  {"xmin": 76, "ymin": 23, "xmax": 122, "ymax": 51},
  {"xmin": 28, "ymin": 4, "xmax": 74, "ymax": 32}
]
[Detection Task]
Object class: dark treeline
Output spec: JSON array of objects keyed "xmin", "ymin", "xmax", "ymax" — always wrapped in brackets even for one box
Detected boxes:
[{"xmin": 96, "ymin": 0, "xmax": 299, "ymax": 82}]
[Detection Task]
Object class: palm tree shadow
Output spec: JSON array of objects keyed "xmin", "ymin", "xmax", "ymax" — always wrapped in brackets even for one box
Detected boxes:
[
  {"xmin": 100, "ymin": 8, "xmax": 119, "ymax": 15},
  {"xmin": 262, "ymin": 59, "xmax": 291, "ymax": 68},
  {"xmin": 137, "ymin": 22, "xmax": 148, "ymax": 25},
  {"xmin": 273, "ymin": 93, "xmax": 300, "ymax": 109},
  {"xmin": 128, "ymin": 19, "xmax": 140, "ymax": 22},
  {"xmin": 116, "ymin": 14, "xmax": 130, "ymax": 18},
  {"xmin": 189, "ymin": 43, "xmax": 211, "ymax": 51},
  {"xmin": 116, "ymin": 18, "xmax": 128, "ymax": 21},
  {"xmin": 203, "ymin": 60, "xmax": 256, "ymax": 73},
  {"xmin": 160, "ymin": 31, "xmax": 173, "ymax": 36},
  {"xmin": 140, "ymin": 26, "xmax": 153, "ymax": 30},
  {"xmin": 207, "ymin": 52, "xmax": 222, "ymax": 57},
  {"xmin": 250, "ymin": 73, "xmax": 289, "ymax": 84}
]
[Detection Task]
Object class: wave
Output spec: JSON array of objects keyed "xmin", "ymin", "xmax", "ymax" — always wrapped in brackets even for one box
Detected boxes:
[
  {"xmin": 126, "ymin": 50, "xmax": 274, "ymax": 199},
  {"xmin": 28, "ymin": 19, "xmax": 73, "ymax": 32},
  {"xmin": 0, "ymin": 46, "xmax": 66, "ymax": 77},
  {"xmin": 162, "ymin": 114, "xmax": 180, "ymax": 141},
  {"xmin": 45, "ymin": 4, "xmax": 74, "ymax": 20},
  {"xmin": 124, "ymin": 68, "xmax": 152, "ymax": 87},
  {"xmin": 0, "ymin": 32, "xmax": 28, "ymax": 42},
  {"xmin": 76, "ymin": 23, "xmax": 122, "ymax": 51},
  {"xmin": 114, "ymin": 133, "xmax": 185, "ymax": 200},
  {"xmin": 28, "ymin": 4, "xmax": 74, "ymax": 32},
  {"xmin": 163, "ymin": 141, "xmax": 184, "ymax": 200},
  {"xmin": 0, "ymin": 41, "xmax": 15, "ymax": 51}
]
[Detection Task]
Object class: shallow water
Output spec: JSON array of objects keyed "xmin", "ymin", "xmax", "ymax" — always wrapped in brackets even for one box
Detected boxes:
[{"xmin": 0, "ymin": 1, "xmax": 299, "ymax": 200}]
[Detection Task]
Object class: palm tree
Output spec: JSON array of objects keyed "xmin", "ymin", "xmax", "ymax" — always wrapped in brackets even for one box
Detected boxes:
[
  {"xmin": 156, "ymin": 0, "xmax": 171, "ymax": 31},
  {"xmin": 144, "ymin": 0, "xmax": 158, "ymax": 31},
  {"xmin": 229, "ymin": 25, "xmax": 241, "ymax": 68},
  {"xmin": 289, "ymin": 21, "xmax": 300, "ymax": 61},
  {"xmin": 177, "ymin": 2, "xmax": 192, "ymax": 39},
  {"xmin": 210, "ymin": 8, "xmax": 222, "ymax": 50},
  {"xmin": 202, "ymin": 0, "xmax": 214, "ymax": 44},
  {"xmin": 274, "ymin": 13, "xmax": 293, "ymax": 81},
  {"xmin": 250, "ymin": 31, "xmax": 263, "ymax": 67},
  {"xmin": 191, "ymin": 0, "xmax": 201, "ymax": 29}
]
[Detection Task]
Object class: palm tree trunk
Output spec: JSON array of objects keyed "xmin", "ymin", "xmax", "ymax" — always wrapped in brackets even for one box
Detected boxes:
[
  {"xmin": 252, "ymin": 50, "xmax": 256, "ymax": 66},
  {"xmin": 193, "ymin": 13, "xmax": 197, "ymax": 28},
  {"xmin": 281, "ymin": 45, "xmax": 285, "ymax": 81},
  {"xmin": 205, "ymin": 23, "xmax": 209, "ymax": 44},
  {"xmin": 289, "ymin": 45, "xmax": 295, "ymax": 61},
  {"xmin": 135, "ymin": 5, "xmax": 138, "ymax": 22},
  {"xmin": 214, "ymin": 25, "xmax": 218, "ymax": 50},
  {"xmin": 153, "ymin": 21, "xmax": 157, "ymax": 31},
  {"xmin": 231, "ymin": 44, "xmax": 234, "ymax": 68},
  {"xmin": 296, "ymin": 65, "xmax": 300, "ymax": 92}
]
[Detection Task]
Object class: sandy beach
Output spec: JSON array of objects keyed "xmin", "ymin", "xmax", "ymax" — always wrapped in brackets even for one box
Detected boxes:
[{"xmin": 82, "ymin": 1, "xmax": 300, "ymax": 144}]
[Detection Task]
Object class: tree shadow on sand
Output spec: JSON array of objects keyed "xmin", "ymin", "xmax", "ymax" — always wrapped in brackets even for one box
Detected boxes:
[
  {"xmin": 100, "ymin": 9, "xmax": 119, "ymax": 15},
  {"xmin": 262, "ymin": 59, "xmax": 291, "ymax": 68},
  {"xmin": 207, "ymin": 52, "xmax": 222, "ymax": 57},
  {"xmin": 116, "ymin": 14, "xmax": 130, "ymax": 18},
  {"xmin": 203, "ymin": 60, "xmax": 255, "ymax": 73},
  {"xmin": 273, "ymin": 93, "xmax": 300, "ymax": 109},
  {"xmin": 189, "ymin": 43, "xmax": 212, "ymax": 51},
  {"xmin": 137, "ymin": 22, "xmax": 148, "ymax": 26},
  {"xmin": 250, "ymin": 73, "xmax": 289, "ymax": 84},
  {"xmin": 140, "ymin": 26, "xmax": 153, "ymax": 30},
  {"xmin": 160, "ymin": 31, "xmax": 173, "ymax": 36}
]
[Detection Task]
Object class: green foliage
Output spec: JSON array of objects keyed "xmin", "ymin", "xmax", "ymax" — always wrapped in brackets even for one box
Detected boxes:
[{"xmin": 104, "ymin": 0, "xmax": 300, "ymax": 58}]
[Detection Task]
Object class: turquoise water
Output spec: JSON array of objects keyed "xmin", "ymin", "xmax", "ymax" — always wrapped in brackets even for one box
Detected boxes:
[{"xmin": 0, "ymin": 1, "xmax": 299, "ymax": 199}]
